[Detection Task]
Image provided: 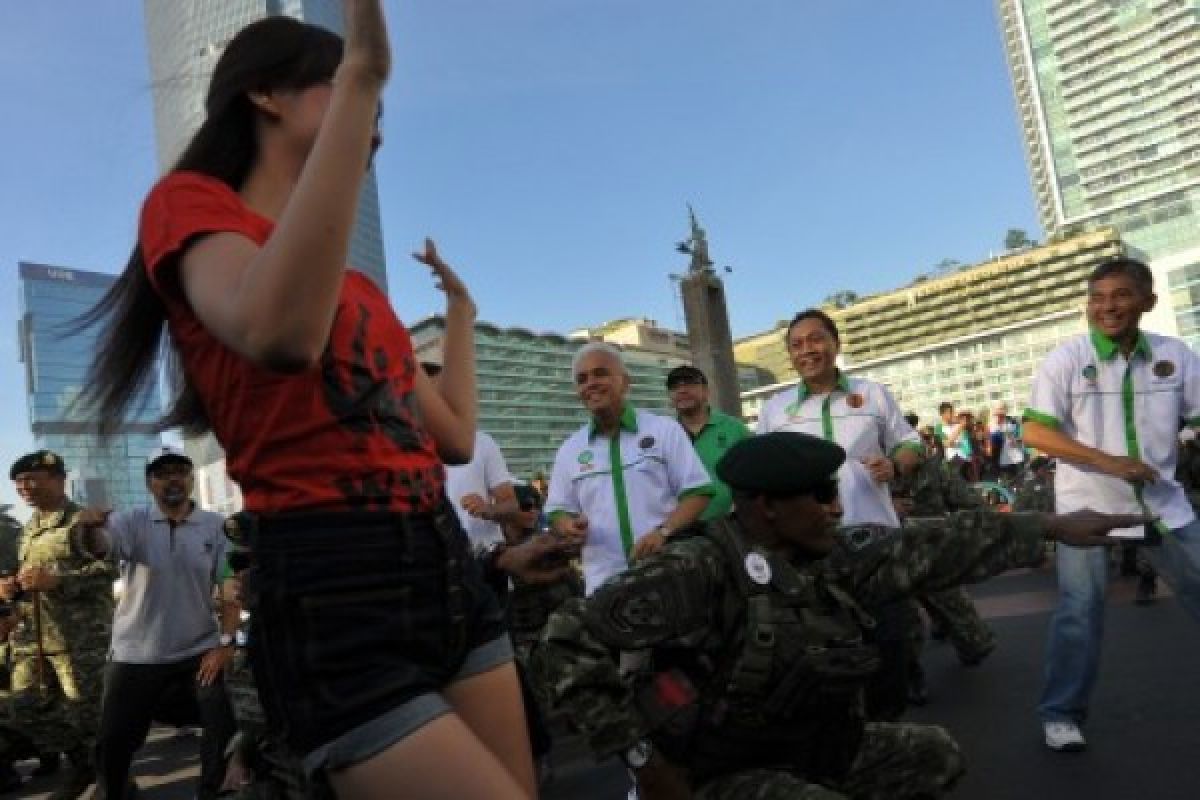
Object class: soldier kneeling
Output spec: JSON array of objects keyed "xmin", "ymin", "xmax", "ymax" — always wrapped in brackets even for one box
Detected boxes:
[{"xmin": 532, "ymin": 433, "xmax": 1145, "ymax": 799}]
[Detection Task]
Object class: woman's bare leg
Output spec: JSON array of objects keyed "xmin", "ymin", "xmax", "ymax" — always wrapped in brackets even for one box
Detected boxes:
[
  {"xmin": 329, "ymin": 710, "xmax": 529, "ymax": 800},
  {"xmin": 445, "ymin": 662, "xmax": 538, "ymax": 797}
]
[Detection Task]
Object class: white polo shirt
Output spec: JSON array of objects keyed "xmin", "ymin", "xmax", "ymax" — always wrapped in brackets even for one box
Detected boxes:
[
  {"xmin": 445, "ymin": 431, "xmax": 515, "ymax": 548},
  {"xmin": 1025, "ymin": 330, "xmax": 1200, "ymax": 536},
  {"xmin": 757, "ymin": 374, "xmax": 921, "ymax": 527},
  {"xmin": 546, "ymin": 406, "xmax": 714, "ymax": 594}
]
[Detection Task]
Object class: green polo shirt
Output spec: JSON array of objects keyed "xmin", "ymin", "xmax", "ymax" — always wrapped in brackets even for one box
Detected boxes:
[{"xmin": 683, "ymin": 408, "xmax": 752, "ymax": 520}]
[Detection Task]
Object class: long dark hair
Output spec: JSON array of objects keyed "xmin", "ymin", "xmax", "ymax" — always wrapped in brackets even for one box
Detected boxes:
[{"xmin": 75, "ymin": 17, "xmax": 342, "ymax": 436}]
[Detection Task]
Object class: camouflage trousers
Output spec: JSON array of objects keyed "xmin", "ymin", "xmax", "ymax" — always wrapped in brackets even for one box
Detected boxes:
[
  {"xmin": 695, "ymin": 722, "xmax": 964, "ymax": 800},
  {"xmin": 907, "ymin": 588, "xmax": 997, "ymax": 665},
  {"xmin": 5, "ymin": 649, "xmax": 105, "ymax": 760}
]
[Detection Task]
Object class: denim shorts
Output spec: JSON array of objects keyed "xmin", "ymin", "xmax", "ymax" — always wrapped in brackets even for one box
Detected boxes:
[{"xmin": 238, "ymin": 503, "xmax": 512, "ymax": 774}]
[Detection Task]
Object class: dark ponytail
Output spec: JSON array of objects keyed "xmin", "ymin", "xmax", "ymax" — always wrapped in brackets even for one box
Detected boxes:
[{"xmin": 75, "ymin": 17, "xmax": 343, "ymax": 437}]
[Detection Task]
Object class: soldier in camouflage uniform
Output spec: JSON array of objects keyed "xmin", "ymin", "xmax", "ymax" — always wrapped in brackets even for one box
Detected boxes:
[
  {"xmin": 892, "ymin": 452, "xmax": 998, "ymax": 706},
  {"xmin": 1013, "ymin": 457, "xmax": 1055, "ymax": 513},
  {"xmin": 0, "ymin": 451, "xmax": 115, "ymax": 799},
  {"xmin": 533, "ymin": 433, "xmax": 1144, "ymax": 799}
]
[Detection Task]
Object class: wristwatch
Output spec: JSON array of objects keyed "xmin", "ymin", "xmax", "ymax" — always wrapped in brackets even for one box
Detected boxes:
[
  {"xmin": 218, "ymin": 633, "xmax": 235, "ymax": 648},
  {"xmin": 621, "ymin": 739, "xmax": 653, "ymax": 770}
]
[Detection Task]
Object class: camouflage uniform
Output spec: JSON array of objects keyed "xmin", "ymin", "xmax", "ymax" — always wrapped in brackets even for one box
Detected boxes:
[
  {"xmin": 507, "ymin": 570, "xmax": 584, "ymax": 667},
  {"xmin": 895, "ymin": 459, "xmax": 997, "ymax": 666},
  {"xmin": 534, "ymin": 511, "xmax": 1052, "ymax": 798},
  {"xmin": 3, "ymin": 501, "xmax": 114, "ymax": 768},
  {"xmin": 1013, "ymin": 470, "xmax": 1055, "ymax": 513}
]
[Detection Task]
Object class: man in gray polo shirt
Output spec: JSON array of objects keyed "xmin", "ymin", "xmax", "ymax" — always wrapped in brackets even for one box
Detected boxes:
[{"xmin": 78, "ymin": 446, "xmax": 238, "ymax": 800}]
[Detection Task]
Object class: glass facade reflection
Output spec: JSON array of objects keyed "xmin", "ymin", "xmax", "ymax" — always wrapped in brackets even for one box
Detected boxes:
[{"xmin": 17, "ymin": 263, "xmax": 163, "ymax": 509}]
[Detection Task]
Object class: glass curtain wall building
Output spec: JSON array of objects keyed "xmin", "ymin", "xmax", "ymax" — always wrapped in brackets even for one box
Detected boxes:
[
  {"xmin": 17, "ymin": 263, "xmax": 163, "ymax": 509},
  {"xmin": 143, "ymin": 0, "xmax": 387, "ymax": 290},
  {"xmin": 997, "ymin": 0, "xmax": 1200, "ymax": 341}
]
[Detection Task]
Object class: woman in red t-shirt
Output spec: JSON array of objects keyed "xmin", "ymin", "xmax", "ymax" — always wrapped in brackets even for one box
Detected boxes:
[{"xmin": 78, "ymin": 5, "xmax": 535, "ymax": 798}]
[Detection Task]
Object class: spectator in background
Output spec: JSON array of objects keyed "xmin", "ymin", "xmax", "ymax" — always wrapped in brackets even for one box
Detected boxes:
[
  {"xmin": 988, "ymin": 402, "xmax": 1027, "ymax": 484},
  {"xmin": 666, "ymin": 365, "xmax": 751, "ymax": 522}
]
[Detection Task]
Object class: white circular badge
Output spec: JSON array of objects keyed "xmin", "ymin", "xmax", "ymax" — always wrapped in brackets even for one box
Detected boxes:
[{"xmin": 744, "ymin": 552, "xmax": 772, "ymax": 586}]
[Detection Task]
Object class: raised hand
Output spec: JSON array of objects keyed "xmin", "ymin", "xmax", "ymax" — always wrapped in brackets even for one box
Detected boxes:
[
  {"xmin": 341, "ymin": 0, "xmax": 391, "ymax": 87},
  {"xmin": 413, "ymin": 238, "xmax": 476, "ymax": 316}
]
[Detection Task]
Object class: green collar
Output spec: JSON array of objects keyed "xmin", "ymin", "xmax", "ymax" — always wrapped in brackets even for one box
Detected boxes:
[
  {"xmin": 797, "ymin": 371, "xmax": 851, "ymax": 402},
  {"xmin": 589, "ymin": 404, "xmax": 638, "ymax": 441},
  {"xmin": 1090, "ymin": 327, "xmax": 1151, "ymax": 362}
]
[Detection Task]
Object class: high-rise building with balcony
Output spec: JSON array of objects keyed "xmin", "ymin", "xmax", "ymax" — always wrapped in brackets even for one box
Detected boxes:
[
  {"xmin": 17, "ymin": 263, "xmax": 163, "ymax": 509},
  {"xmin": 997, "ymin": 0, "xmax": 1200, "ymax": 342},
  {"xmin": 143, "ymin": 0, "xmax": 387, "ymax": 290}
]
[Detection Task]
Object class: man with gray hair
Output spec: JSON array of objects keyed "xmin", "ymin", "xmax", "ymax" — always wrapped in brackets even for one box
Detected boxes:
[{"xmin": 546, "ymin": 342, "xmax": 715, "ymax": 594}]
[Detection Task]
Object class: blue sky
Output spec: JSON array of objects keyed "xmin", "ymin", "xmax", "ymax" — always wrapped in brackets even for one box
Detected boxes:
[{"xmin": 0, "ymin": 1, "xmax": 1039, "ymax": 513}]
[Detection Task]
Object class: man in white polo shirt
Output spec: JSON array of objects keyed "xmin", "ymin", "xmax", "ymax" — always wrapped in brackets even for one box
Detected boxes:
[
  {"xmin": 76, "ymin": 446, "xmax": 238, "ymax": 800},
  {"xmin": 421, "ymin": 362, "xmax": 524, "ymax": 551},
  {"xmin": 756, "ymin": 309, "xmax": 923, "ymax": 527},
  {"xmin": 1023, "ymin": 257, "xmax": 1200, "ymax": 752},
  {"xmin": 546, "ymin": 342, "xmax": 714, "ymax": 594}
]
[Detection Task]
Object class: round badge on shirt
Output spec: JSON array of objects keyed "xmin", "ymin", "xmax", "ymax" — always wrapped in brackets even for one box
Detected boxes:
[{"xmin": 745, "ymin": 552, "xmax": 772, "ymax": 585}]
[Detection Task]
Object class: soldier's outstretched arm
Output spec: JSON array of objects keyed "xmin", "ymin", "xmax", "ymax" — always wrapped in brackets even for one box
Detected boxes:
[
  {"xmin": 530, "ymin": 540, "xmax": 723, "ymax": 757},
  {"xmin": 844, "ymin": 510, "xmax": 1150, "ymax": 607}
]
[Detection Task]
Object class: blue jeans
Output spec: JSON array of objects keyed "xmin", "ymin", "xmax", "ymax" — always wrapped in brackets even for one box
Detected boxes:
[{"xmin": 1038, "ymin": 518, "xmax": 1200, "ymax": 723}]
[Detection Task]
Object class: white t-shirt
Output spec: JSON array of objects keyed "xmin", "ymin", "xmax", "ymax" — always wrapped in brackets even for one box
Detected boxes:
[
  {"xmin": 445, "ymin": 431, "xmax": 515, "ymax": 548},
  {"xmin": 989, "ymin": 416, "xmax": 1026, "ymax": 467},
  {"xmin": 1026, "ymin": 331, "xmax": 1200, "ymax": 535},
  {"xmin": 757, "ymin": 374, "xmax": 921, "ymax": 527},
  {"xmin": 546, "ymin": 407, "xmax": 714, "ymax": 594}
]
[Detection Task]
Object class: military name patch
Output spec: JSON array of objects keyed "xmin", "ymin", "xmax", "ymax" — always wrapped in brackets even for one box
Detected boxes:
[
  {"xmin": 1154, "ymin": 360, "xmax": 1176, "ymax": 378},
  {"xmin": 745, "ymin": 552, "xmax": 772, "ymax": 585}
]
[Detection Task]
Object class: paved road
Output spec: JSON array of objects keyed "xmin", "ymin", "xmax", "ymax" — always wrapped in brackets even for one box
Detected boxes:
[{"xmin": 16, "ymin": 562, "xmax": 1199, "ymax": 799}]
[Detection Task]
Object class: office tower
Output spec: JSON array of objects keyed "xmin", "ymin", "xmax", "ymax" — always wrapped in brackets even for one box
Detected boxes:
[
  {"xmin": 143, "ymin": 0, "xmax": 387, "ymax": 290},
  {"xmin": 997, "ymin": 0, "xmax": 1200, "ymax": 341},
  {"xmin": 17, "ymin": 262, "xmax": 163, "ymax": 508}
]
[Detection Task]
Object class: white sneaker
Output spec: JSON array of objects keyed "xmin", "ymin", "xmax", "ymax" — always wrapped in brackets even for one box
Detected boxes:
[{"xmin": 1043, "ymin": 720, "xmax": 1087, "ymax": 751}]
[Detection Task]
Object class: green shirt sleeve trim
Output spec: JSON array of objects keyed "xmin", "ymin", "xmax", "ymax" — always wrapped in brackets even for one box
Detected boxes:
[
  {"xmin": 1022, "ymin": 409, "xmax": 1060, "ymax": 429},
  {"xmin": 1187, "ymin": 416, "xmax": 1200, "ymax": 429},
  {"xmin": 680, "ymin": 483, "xmax": 717, "ymax": 500}
]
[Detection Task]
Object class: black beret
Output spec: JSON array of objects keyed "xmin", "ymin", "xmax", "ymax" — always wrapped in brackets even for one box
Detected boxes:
[
  {"xmin": 666, "ymin": 365, "xmax": 707, "ymax": 388},
  {"xmin": 716, "ymin": 432, "xmax": 845, "ymax": 495},
  {"xmin": 10, "ymin": 450, "xmax": 67, "ymax": 480}
]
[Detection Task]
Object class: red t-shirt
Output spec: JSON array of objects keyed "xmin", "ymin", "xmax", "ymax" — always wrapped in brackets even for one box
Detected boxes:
[{"xmin": 139, "ymin": 171, "xmax": 445, "ymax": 514}]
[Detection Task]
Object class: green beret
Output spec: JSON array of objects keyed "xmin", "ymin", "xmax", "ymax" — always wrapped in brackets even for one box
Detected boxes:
[
  {"xmin": 716, "ymin": 432, "xmax": 845, "ymax": 495},
  {"xmin": 9, "ymin": 450, "xmax": 67, "ymax": 480}
]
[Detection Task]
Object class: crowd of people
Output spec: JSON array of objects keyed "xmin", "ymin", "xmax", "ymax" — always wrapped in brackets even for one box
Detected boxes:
[{"xmin": 2, "ymin": 4, "xmax": 1199, "ymax": 799}]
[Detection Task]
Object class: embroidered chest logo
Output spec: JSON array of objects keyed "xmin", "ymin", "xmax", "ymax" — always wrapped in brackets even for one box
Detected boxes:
[
  {"xmin": 1153, "ymin": 360, "xmax": 1176, "ymax": 379},
  {"xmin": 784, "ymin": 401, "xmax": 801, "ymax": 418},
  {"xmin": 578, "ymin": 450, "xmax": 595, "ymax": 472},
  {"xmin": 639, "ymin": 436, "xmax": 656, "ymax": 449},
  {"xmin": 846, "ymin": 393, "xmax": 865, "ymax": 409},
  {"xmin": 1081, "ymin": 365, "xmax": 1098, "ymax": 386}
]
